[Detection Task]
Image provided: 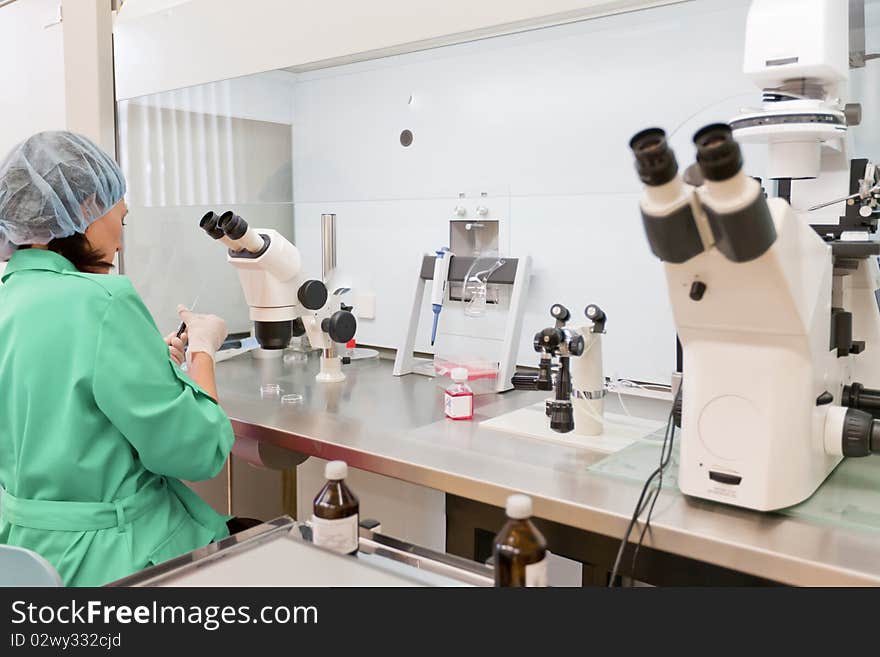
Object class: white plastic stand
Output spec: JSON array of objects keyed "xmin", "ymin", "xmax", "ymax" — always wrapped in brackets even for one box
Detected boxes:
[{"xmin": 393, "ymin": 254, "xmax": 531, "ymax": 393}]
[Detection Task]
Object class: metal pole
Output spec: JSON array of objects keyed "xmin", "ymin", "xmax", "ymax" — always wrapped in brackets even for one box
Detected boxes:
[
  {"xmin": 850, "ymin": 0, "xmax": 866, "ymax": 68},
  {"xmin": 321, "ymin": 214, "xmax": 337, "ymax": 359},
  {"xmin": 321, "ymin": 213, "xmax": 336, "ymax": 279}
]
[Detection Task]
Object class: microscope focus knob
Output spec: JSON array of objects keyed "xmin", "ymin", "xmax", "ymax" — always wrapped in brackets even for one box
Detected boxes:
[
  {"xmin": 321, "ymin": 310, "xmax": 357, "ymax": 344},
  {"xmin": 536, "ymin": 328, "xmax": 564, "ymax": 351},
  {"xmin": 298, "ymin": 280, "xmax": 329, "ymax": 310},
  {"xmin": 548, "ymin": 400, "xmax": 575, "ymax": 434},
  {"xmin": 568, "ymin": 333, "xmax": 585, "ymax": 357},
  {"xmin": 841, "ymin": 408, "xmax": 880, "ymax": 457}
]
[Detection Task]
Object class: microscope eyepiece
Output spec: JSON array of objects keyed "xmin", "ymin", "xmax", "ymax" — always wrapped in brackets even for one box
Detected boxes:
[
  {"xmin": 218, "ymin": 211, "xmax": 249, "ymax": 240},
  {"xmin": 217, "ymin": 211, "xmax": 267, "ymax": 253},
  {"xmin": 693, "ymin": 123, "xmax": 743, "ymax": 182},
  {"xmin": 199, "ymin": 211, "xmax": 226, "ymax": 240},
  {"xmin": 629, "ymin": 127, "xmax": 678, "ymax": 187}
]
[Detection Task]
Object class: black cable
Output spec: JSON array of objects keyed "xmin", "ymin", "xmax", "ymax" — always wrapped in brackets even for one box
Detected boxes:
[
  {"xmin": 630, "ymin": 409, "xmax": 676, "ymax": 575},
  {"xmin": 607, "ymin": 387, "xmax": 680, "ymax": 587}
]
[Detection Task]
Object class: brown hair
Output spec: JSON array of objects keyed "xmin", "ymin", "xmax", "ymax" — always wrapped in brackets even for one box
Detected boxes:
[{"xmin": 21, "ymin": 233, "xmax": 114, "ymax": 273}]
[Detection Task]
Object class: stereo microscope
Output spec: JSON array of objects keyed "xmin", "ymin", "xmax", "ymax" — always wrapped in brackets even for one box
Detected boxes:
[
  {"xmin": 512, "ymin": 303, "xmax": 607, "ymax": 435},
  {"xmin": 199, "ymin": 211, "xmax": 357, "ymax": 382}
]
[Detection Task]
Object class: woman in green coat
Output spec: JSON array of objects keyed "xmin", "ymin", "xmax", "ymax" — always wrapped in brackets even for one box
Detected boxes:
[{"xmin": 0, "ymin": 131, "xmax": 235, "ymax": 586}]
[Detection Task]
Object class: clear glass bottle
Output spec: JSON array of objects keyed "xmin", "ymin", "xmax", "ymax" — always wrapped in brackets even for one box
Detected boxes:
[
  {"xmin": 493, "ymin": 494, "xmax": 548, "ymax": 587},
  {"xmin": 444, "ymin": 367, "xmax": 474, "ymax": 420},
  {"xmin": 312, "ymin": 461, "xmax": 360, "ymax": 555}
]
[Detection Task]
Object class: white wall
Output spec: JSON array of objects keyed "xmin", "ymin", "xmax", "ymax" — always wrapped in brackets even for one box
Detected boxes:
[
  {"xmin": 0, "ymin": 0, "xmax": 65, "ymax": 158},
  {"xmin": 290, "ymin": 0, "xmax": 768, "ymax": 384},
  {"xmin": 113, "ymin": 0, "xmax": 686, "ymax": 101}
]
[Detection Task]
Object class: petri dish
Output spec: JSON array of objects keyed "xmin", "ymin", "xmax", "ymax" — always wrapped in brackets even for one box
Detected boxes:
[
  {"xmin": 281, "ymin": 394, "xmax": 304, "ymax": 404},
  {"xmin": 260, "ymin": 383, "xmax": 282, "ymax": 398}
]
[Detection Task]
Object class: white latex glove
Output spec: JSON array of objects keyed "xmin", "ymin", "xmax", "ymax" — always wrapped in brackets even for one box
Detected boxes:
[
  {"xmin": 177, "ymin": 305, "xmax": 227, "ymax": 361},
  {"xmin": 163, "ymin": 331, "xmax": 187, "ymax": 366}
]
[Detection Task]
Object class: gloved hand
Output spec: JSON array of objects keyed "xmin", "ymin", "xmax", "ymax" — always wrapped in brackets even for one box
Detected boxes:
[
  {"xmin": 177, "ymin": 305, "xmax": 227, "ymax": 361},
  {"xmin": 163, "ymin": 331, "xmax": 187, "ymax": 366}
]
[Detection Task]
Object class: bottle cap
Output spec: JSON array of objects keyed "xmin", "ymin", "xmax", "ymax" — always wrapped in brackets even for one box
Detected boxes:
[
  {"xmin": 325, "ymin": 460, "xmax": 348, "ymax": 480},
  {"xmin": 451, "ymin": 367, "xmax": 469, "ymax": 383},
  {"xmin": 506, "ymin": 494, "xmax": 532, "ymax": 519}
]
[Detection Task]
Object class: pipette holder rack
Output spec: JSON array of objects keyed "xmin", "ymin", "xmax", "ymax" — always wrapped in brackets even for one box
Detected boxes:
[{"xmin": 393, "ymin": 254, "xmax": 531, "ymax": 393}]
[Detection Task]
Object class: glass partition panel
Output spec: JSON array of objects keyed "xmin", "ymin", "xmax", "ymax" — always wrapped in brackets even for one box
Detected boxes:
[{"xmin": 117, "ymin": 73, "xmax": 295, "ymax": 334}]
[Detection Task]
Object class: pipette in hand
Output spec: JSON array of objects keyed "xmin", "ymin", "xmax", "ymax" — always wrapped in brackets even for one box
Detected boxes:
[{"xmin": 175, "ymin": 295, "xmax": 199, "ymax": 338}]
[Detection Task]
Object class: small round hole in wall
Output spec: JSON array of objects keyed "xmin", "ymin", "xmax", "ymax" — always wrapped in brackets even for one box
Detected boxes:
[{"xmin": 400, "ymin": 129, "xmax": 414, "ymax": 147}]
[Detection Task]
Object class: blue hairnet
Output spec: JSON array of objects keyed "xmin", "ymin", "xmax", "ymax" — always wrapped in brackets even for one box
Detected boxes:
[{"xmin": 0, "ymin": 131, "xmax": 126, "ymax": 259}]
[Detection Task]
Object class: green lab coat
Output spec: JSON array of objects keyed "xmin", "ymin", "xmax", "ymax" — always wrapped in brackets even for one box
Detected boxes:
[{"xmin": 0, "ymin": 249, "xmax": 234, "ymax": 586}]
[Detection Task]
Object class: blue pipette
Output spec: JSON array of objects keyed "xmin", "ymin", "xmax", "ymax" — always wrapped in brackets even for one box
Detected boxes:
[{"xmin": 430, "ymin": 247, "xmax": 452, "ymax": 346}]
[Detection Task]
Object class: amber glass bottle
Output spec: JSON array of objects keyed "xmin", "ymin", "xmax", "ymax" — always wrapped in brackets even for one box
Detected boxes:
[
  {"xmin": 493, "ymin": 495, "xmax": 548, "ymax": 587},
  {"xmin": 312, "ymin": 461, "xmax": 360, "ymax": 555}
]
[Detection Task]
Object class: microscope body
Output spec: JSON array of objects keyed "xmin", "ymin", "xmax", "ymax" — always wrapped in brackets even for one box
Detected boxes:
[
  {"xmin": 666, "ymin": 189, "xmax": 841, "ymax": 510},
  {"xmin": 200, "ymin": 213, "xmax": 357, "ymax": 380},
  {"xmin": 231, "ymin": 228, "xmax": 301, "ymax": 324},
  {"xmin": 570, "ymin": 310, "xmax": 605, "ymax": 436},
  {"xmin": 227, "ymin": 228, "xmax": 336, "ymax": 351},
  {"xmin": 630, "ymin": 125, "xmax": 880, "ymax": 511}
]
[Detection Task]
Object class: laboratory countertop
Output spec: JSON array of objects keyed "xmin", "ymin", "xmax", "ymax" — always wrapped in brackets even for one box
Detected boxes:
[{"xmin": 215, "ymin": 351, "xmax": 880, "ymax": 586}]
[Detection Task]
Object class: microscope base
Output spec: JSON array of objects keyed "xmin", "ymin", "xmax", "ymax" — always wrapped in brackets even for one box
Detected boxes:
[{"xmin": 481, "ymin": 402, "xmax": 663, "ymax": 453}]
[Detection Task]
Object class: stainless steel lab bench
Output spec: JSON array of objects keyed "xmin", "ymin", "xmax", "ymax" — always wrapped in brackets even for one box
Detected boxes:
[{"xmin": 214, "ymin": 350, "xmax": 880, "ymax": 586}]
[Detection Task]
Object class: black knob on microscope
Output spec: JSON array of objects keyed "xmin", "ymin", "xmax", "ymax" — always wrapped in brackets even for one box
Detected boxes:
[
  {"xmin": 585, "ymin": 304, "xmax": 605, "ymax": 323},
  {"xmin": 511, "ymin": 372, "xmax": 540, "ymax": 391},
  {"xmin": 550, "ymin": 304, "xmax": 570, "ymax": 322},
  {"xmin": 321, "ymin": 310, "xmax": 357, "ymax": 344},
  {"xmin": 585, "ymin": 304, "xmax": 607, "ymax": 332},
  {"xmin": 548, "ymin": 400, "xmax": 575, "ymax": 434},
  {"xmin": 841, "ymin": 407, "xmax": 880, "ymax": 457},
  {"xmin": 689, "ymin": 281, "xmax": 707, "ymax": 301},
  {"xmin": 535, "ymin": 327, "xmax": 564, "ymax": 352},
  {"xmin": 568, "ymin": 333, "xmax": 585, "ymax": 357},
  {"xmin": 298, "ymin": 280, "xmax": 329, "ymax": 310}
]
